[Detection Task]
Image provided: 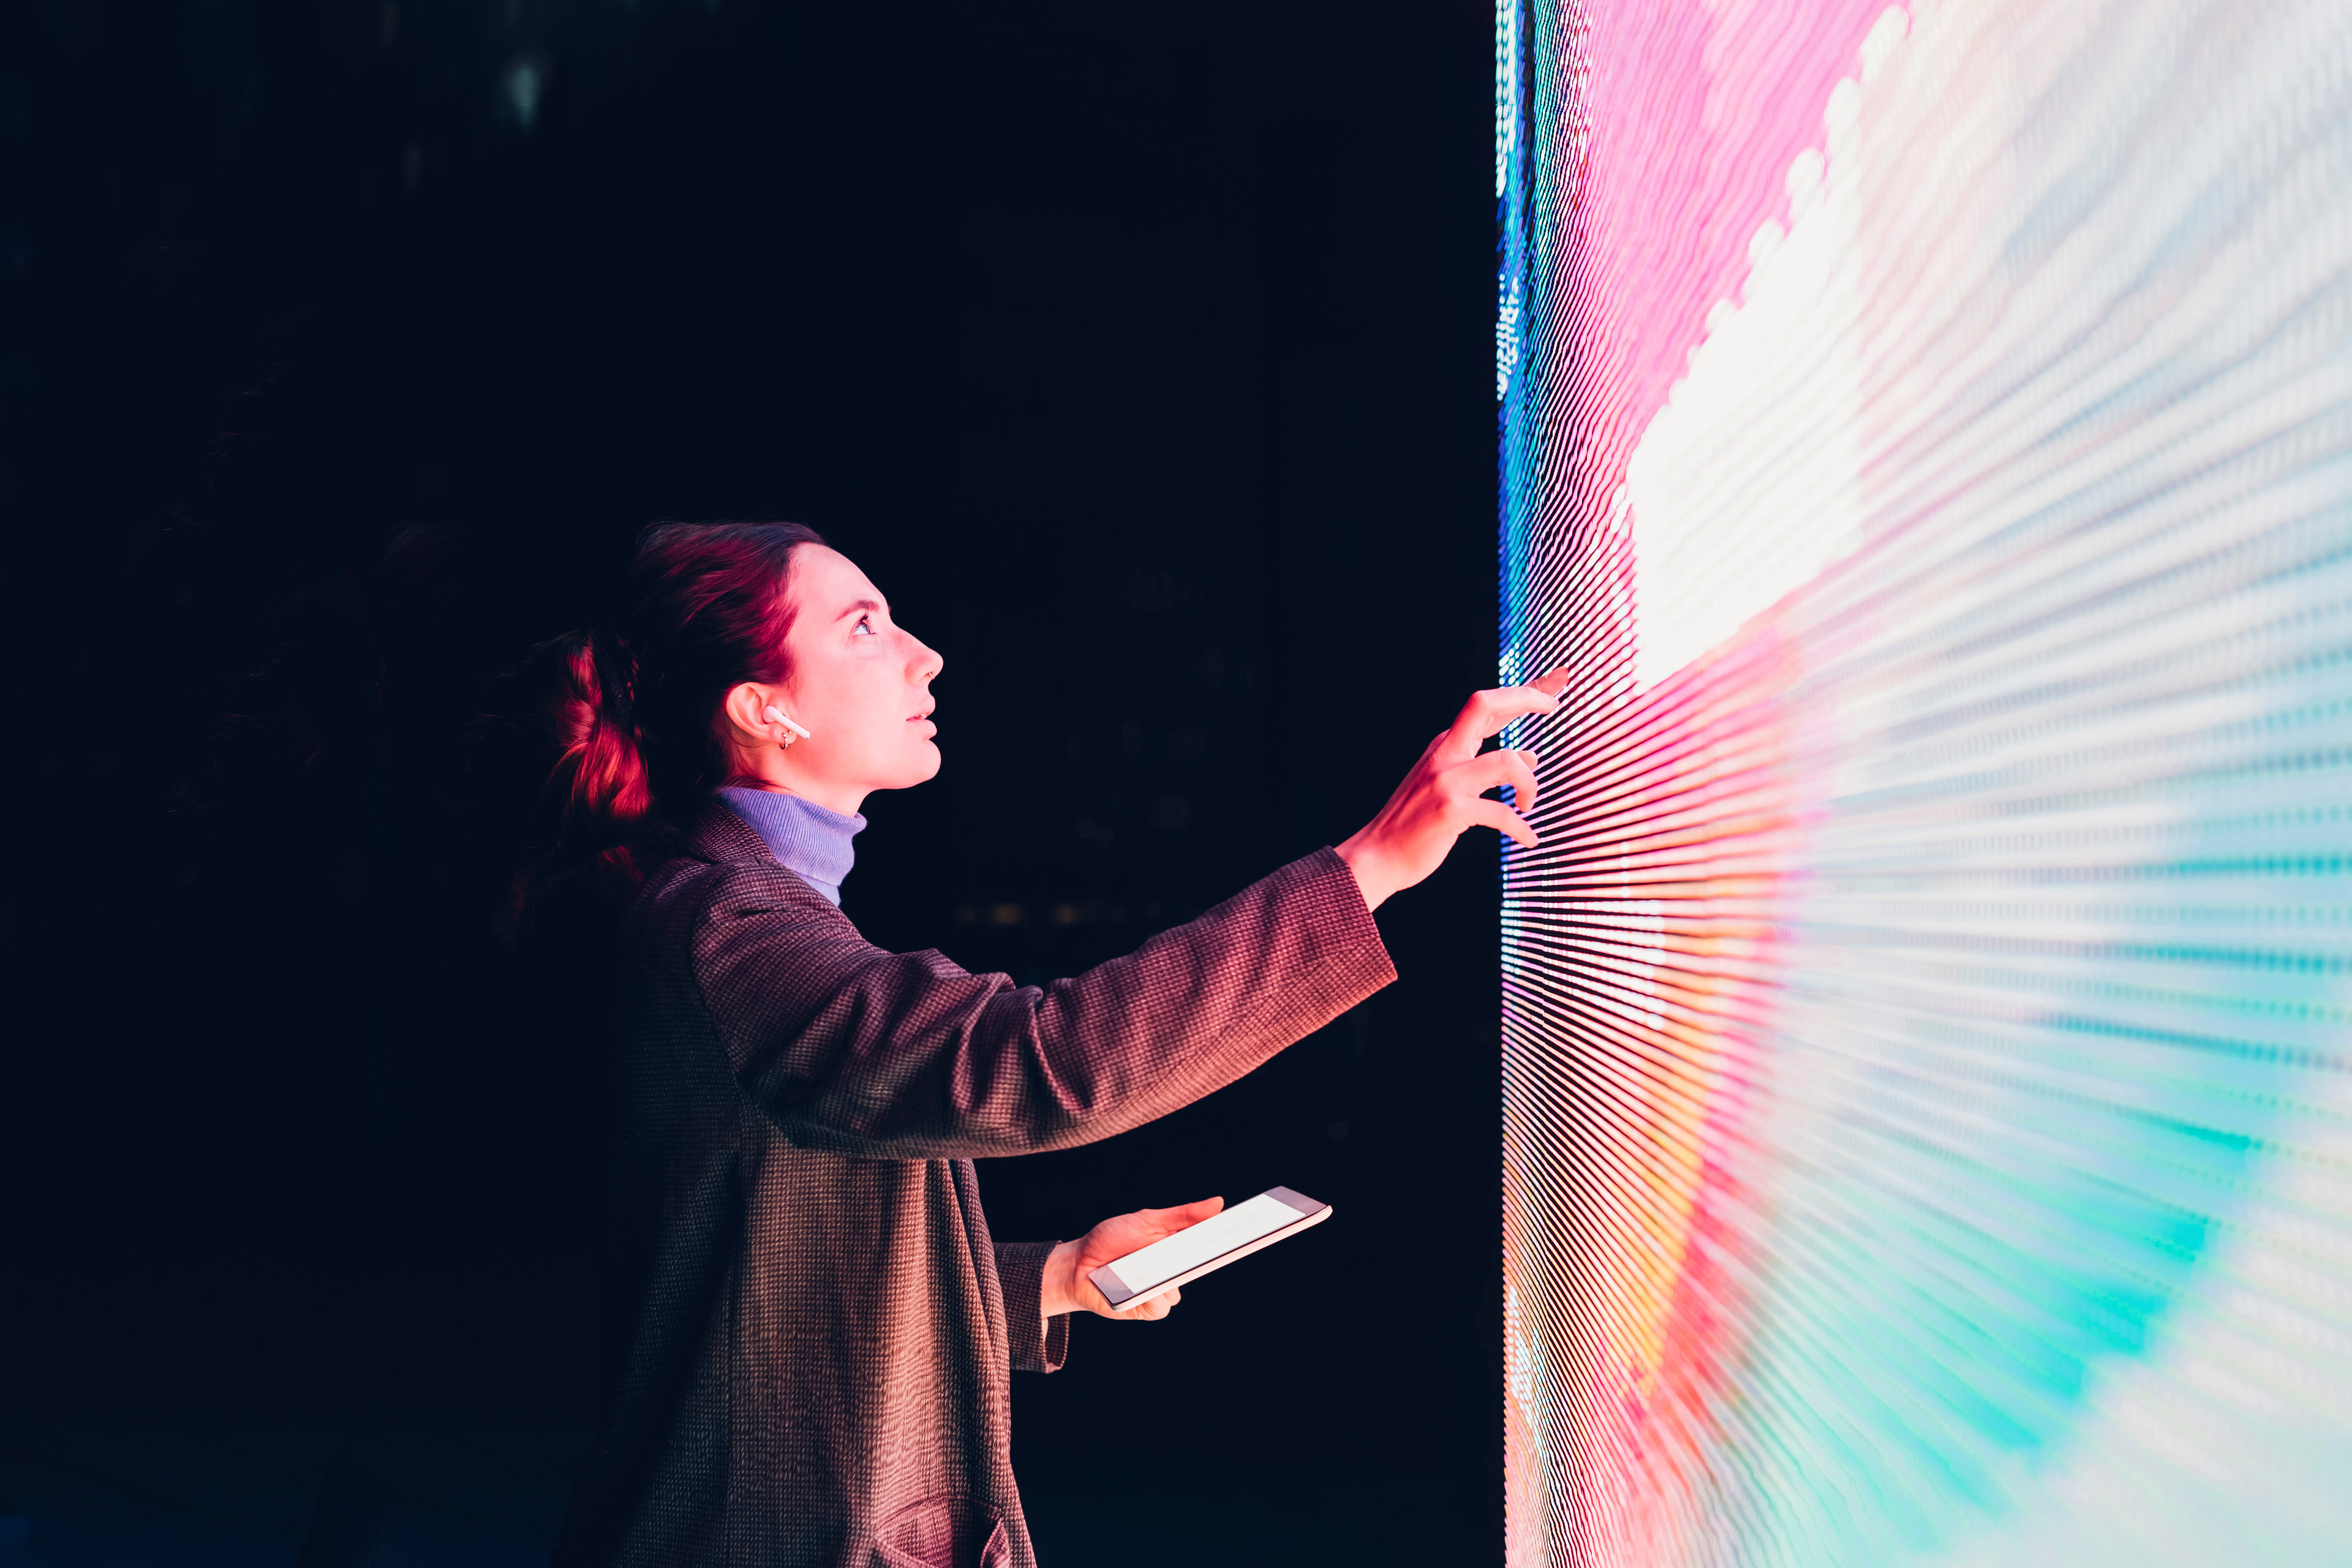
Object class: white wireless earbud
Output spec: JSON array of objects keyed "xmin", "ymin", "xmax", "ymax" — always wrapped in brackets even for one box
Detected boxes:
[{"xmin": 761, "ymin": 704, "xmax": 813, "ymax": 741}]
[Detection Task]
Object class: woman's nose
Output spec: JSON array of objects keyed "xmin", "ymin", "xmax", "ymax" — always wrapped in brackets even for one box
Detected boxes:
[{"xmin": 913, "ymin": 639, "xmax": 943, "ymax": 685}]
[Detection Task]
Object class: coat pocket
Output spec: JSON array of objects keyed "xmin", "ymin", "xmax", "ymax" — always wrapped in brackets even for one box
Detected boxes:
[{"xmin": 869, "ymin": 1494, "xmax": 1009, "ymax": 1568}]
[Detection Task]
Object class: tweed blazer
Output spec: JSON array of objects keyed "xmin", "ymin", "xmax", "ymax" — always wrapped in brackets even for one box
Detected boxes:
[{"xmin": 550, "ymin": 804, "xmax": 1396, "ymax": 1568}]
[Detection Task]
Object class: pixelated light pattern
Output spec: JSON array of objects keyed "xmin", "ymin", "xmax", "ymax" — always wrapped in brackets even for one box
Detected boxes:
[{"xmin": 1496, "ymin": 1, "xmax": 2352, "ymax": 1564}]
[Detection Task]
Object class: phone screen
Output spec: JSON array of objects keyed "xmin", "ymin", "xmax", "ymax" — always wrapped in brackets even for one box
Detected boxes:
[{"xmin": 1100, "ymin": 1191, "xmax": 1310, "ymax": 1298}]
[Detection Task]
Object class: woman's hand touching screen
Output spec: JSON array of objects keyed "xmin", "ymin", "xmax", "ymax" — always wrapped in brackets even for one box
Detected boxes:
[{"xmin": 1335, "ymin": 669, "xmax": 1570, "ymax": 912}]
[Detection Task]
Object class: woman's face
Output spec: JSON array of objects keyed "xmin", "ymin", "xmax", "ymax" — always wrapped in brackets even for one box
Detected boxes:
[{"xmin": 758, "ymin": 545, "xmax": 943, "ymax": 810}]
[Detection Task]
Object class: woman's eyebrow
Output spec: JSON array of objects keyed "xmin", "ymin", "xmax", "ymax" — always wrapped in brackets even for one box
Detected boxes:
[{"xmin": 835, "ymin": 598, "xmax": 884, "ymax": 621}]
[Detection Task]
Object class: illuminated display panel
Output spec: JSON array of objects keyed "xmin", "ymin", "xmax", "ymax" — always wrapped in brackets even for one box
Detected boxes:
[{"xmin": 1496, "ymin": 1, "xmax": 2352, "ymax": 1564}]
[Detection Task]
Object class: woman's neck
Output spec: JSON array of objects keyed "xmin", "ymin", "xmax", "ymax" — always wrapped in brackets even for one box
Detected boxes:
[
  {"xmin": 723, "ymin": 758, "xmax": 869, "ymax": 818},
  {"xmin": 715, "ymin": 786, "xmax": 866, "ymax": 906}
]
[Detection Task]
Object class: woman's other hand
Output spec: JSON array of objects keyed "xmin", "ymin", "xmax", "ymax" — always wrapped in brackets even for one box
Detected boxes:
[
  {"xmin": 1335, "ymin": 669, "xmax": 1570, "ymax": 912},
  {"xmin": 1039, "ymin": 1196, "xmax": 1225, "ymax": 1322}
]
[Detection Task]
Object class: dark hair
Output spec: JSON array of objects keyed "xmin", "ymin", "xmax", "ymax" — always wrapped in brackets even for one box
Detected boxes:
[{"xmin": 542, "ymin": 521, "xmax": 827, "ymax": 887}]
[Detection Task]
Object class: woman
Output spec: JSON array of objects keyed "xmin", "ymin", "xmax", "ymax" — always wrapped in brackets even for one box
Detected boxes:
[{"xmin": 544, "ymin": 521, "xmax": 1559, "ymax": 1568}]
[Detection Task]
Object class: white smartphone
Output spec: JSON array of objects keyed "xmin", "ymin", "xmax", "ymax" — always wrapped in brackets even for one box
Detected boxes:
[{"xmin": 1087, "ymin": 1186, "xmax": 1332, "ymax": 1309}]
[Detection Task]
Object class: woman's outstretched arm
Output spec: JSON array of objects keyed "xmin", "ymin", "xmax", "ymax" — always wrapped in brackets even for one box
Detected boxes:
[
  {"xmin": 686, "ymin": 845, "xmax": 1386, "ymax": 1159},
  {"xmin": 682, "ymin": 674, "xmax": 1566, "ymax": 1161}
]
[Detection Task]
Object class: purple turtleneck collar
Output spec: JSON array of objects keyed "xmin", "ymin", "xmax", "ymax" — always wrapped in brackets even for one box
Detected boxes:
[{"xmin": 715, "ymin": 786, "xmax": 866, "ymax": 907}]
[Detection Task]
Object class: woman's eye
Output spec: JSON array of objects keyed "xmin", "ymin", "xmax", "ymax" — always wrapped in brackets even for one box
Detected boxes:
[{"xmin": 852, "ymin": 614, "xmax": 876, "ymax": 636}]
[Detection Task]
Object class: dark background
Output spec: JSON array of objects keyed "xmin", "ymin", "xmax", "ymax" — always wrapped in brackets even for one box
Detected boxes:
[{"xmin": 0, "ymin": 0, "xmax": 1502, "ymax": 1559}]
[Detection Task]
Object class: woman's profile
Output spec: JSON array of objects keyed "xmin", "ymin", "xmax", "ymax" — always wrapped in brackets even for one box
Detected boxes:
[{"xmin": 539, "ymin": 521, "xmax": 1561, "ymax": 1568}]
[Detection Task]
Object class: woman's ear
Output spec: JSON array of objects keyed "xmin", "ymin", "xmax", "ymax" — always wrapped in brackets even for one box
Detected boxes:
[{"xmin": 719, "ymin": 682, "xmax": 775, "ymax": 747}]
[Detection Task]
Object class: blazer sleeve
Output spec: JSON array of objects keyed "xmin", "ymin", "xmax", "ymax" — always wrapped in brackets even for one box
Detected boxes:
[
  {"xmin": 690, "ymin": 846, "xmax": 1396, "ymax": 1161},
  {"xmin": 992, "ymin": 1241, "xmax": 1072, "ymax": 1373}
]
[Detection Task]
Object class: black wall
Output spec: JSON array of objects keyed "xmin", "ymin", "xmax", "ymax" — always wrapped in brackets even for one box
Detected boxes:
[{"xmin": 4, "ymin": 0, "xmax": 1501, "ymax": 1547}]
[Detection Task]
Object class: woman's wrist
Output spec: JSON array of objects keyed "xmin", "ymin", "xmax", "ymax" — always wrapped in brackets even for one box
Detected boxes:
[
  {"xmin": 1039, "ymin": 1238, "xmax": 1082, "ymax": 1321},
  {"xmin": 1333, "ymin": 834, "xmax": 1400, "ymax": 913}
]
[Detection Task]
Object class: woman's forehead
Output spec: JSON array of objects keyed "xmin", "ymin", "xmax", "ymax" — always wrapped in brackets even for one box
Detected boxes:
[{"xmin": 793, "ymin": 545, "xmax": 886, "ymax": 614}]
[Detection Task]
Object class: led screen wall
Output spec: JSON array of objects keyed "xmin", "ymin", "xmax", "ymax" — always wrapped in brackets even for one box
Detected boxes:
[{"xmin": 1496, "ymin": 1, "xmax": 2352, "ymax": 1564}]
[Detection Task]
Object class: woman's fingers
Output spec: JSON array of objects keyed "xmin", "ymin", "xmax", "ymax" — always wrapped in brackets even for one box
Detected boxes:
[
  {"xmin": 1468, "ymin": 796, "xmax": 1540, "ymax": 850},
  {"xmin": 1439, "ymin": 680, "xmax": 1566, "ymax": 763},
  {"xmin": 1526, "ymin": 666, "xmax": 1572, "ymax": 701},
  {"xmin": 1120, "ymin": 1287, "xmax": 1179, "ymax": 1320},
  {"xmin": 1457, "ymin": 747, "xmax": 1542, "ymax": 818}
]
